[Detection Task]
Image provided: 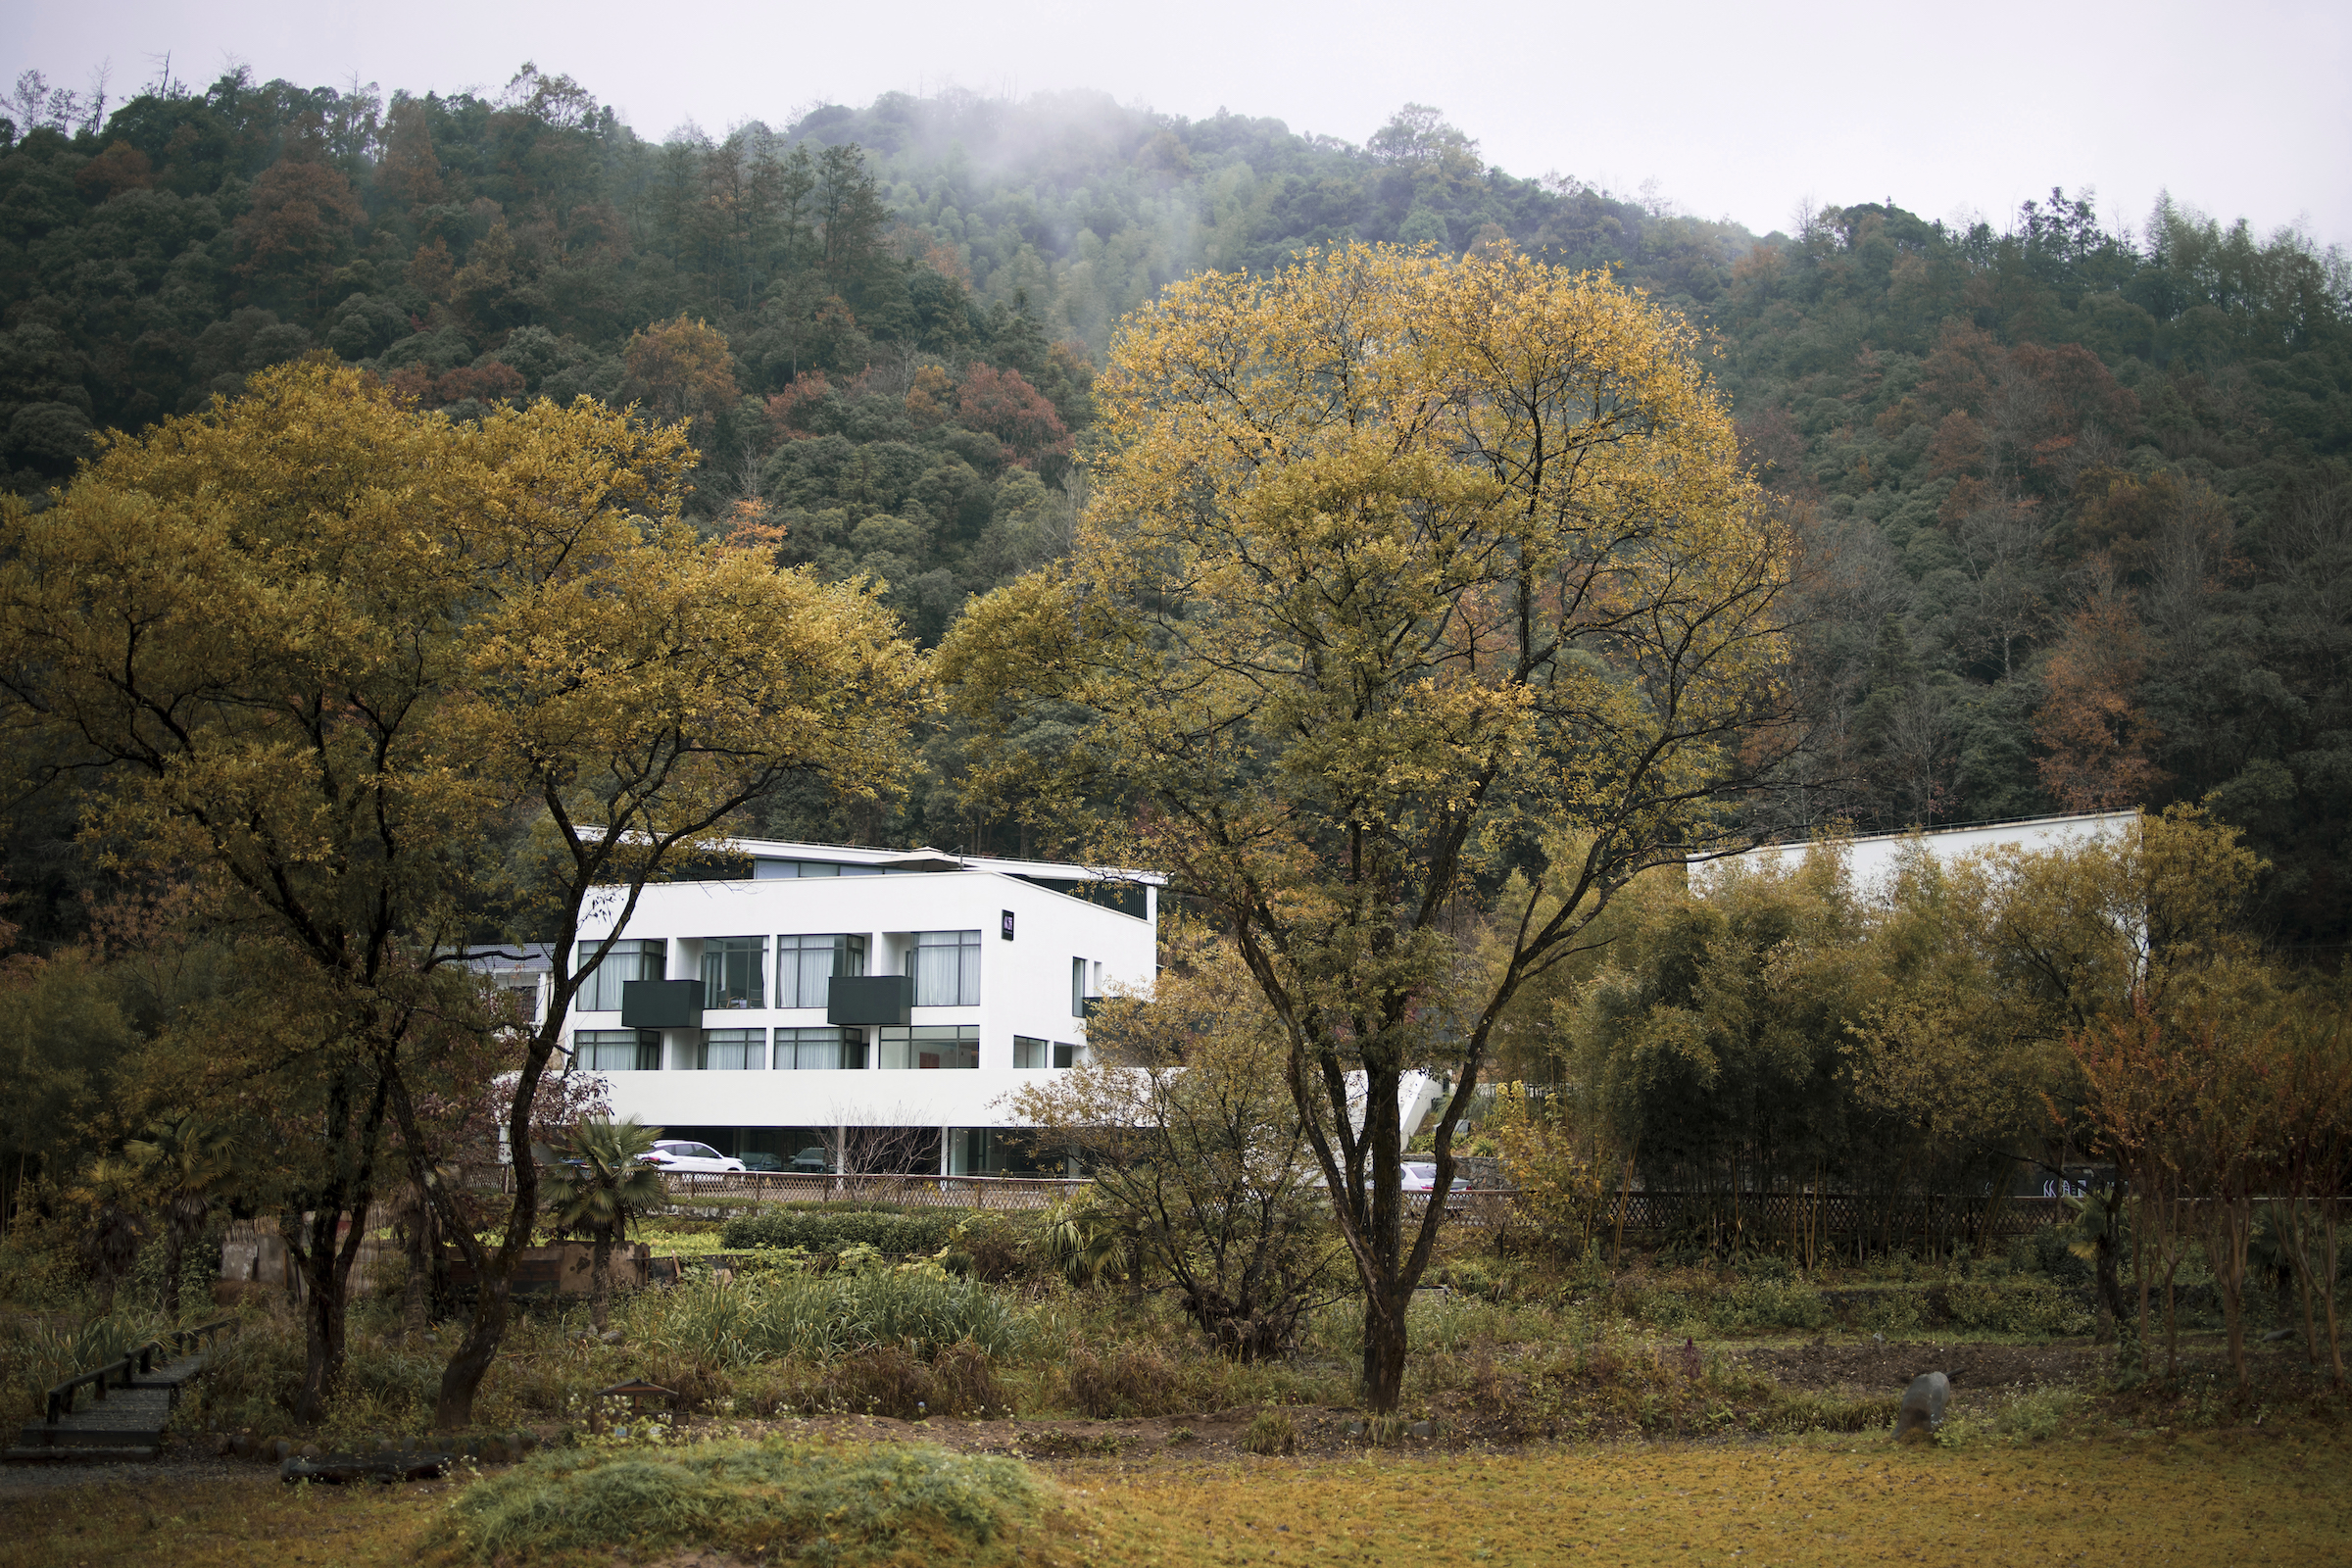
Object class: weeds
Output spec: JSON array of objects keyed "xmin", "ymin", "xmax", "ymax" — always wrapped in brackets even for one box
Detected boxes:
[{"xmin": 1243, "ymin": 1408, "xmax": 1298, "ymax": 1455}]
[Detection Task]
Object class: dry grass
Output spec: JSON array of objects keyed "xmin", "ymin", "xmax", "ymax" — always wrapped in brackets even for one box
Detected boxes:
[
  {"xmin": 3, "ymin": 1428, "xmax": 2344, "ymax": 1566},
  {"xmin": 1066, "ymin": 1429, "xmax": 2352, "ymax": 1566}
]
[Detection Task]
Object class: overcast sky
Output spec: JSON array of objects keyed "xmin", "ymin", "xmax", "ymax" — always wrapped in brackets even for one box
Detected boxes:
[{"xmin": 12, "ymin": 0, "xmax": 2349, "ymax": 249}]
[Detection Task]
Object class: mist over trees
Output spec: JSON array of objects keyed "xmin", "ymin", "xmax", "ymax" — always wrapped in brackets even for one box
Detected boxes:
[{"xmin": 2, "ymin": 64, "xmax": 2348, "ymax": 954}]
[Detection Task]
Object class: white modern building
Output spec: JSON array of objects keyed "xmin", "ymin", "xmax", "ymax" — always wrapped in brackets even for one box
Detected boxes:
[
  {"xmin": 560, "ymin": 839, "xmax": 1160, "ymax": 1175},
  {"xmin": 1700, "ymin": 809, "xmax": 2139, "ymax": 894}
]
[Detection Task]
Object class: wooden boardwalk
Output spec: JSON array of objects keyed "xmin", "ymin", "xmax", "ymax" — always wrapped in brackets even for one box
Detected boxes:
[{"xmin": 7, "ymin": 1322, "xmax": 234, "ymax": 1463}]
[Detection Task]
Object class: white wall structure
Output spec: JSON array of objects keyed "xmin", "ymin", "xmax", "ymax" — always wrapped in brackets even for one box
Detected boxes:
[
  {"xmin": 567, "ymin": 839, "xmax": 1159, "ymax": 1175},
  {"xmin": 1699, "ymin": 810, "xmax": 2139, "ymax": 896}
]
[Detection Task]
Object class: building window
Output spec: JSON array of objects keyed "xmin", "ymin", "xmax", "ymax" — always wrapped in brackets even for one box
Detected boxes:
[
  {"xmin": 702, "ymin": 937, "xmax": 766, "ymax": 1009},
  {"xmin": 496, "ymin": 976, "xmax": 544, "ymax": 1025},
  {"xmin": 775, "ymin": 1027, "xmax": 867, "ymax": 1070},
  {"xmin": 777, "ymin": 933, "xmax": 867, "ymax": 1008},
  {"xmin": 878, "ymin": 1024, "xmax": 979, "ymax": 1070},
  {"xmin": 910, "ymin": 930, "xmax": 981, "ymax": 1007},
  {"xmin": 1071, "ymin": 956, "xmax": 1086, "ymax": 1016},
  {"xmin": 574, "ymin": 939, "xmax": 664, "ymax": 1012},
  {"xmin": 1015, "ymin": 1037, "xmax": 1080, "ymax": 1069},
  {"xmin": 574, "ymin": 1029, "xmax": 662, "ymax": 1071},
  {"xmin": 698, "ymin": 1028, "xmax": 765, "ymax": 1070}
]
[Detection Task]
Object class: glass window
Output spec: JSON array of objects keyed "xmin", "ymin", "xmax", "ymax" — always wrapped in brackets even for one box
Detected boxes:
[
  {"xmin": 497, "ymin": 977, "xmax": 544, "ymax": 1024},
  {"xmin": 878, "ymin": 1024, "xmax": 979, "ymax": 1070},
  {"xmin": 910, "ymin": 929, "xmax": 981, "ymax": 1007},
  {"xmin": 1013, "ymin": 1035, "xmax": 1048, "ymax": 1068},
  {"xmin": 775, "ymin": 1027, "xmax": 867, "ymax": 1070},
  {"xmin": 1054, "ymin": 1042, "xmax": 1080, "ymax": 1068},
  {"xmin": 574, "ymin": 940, "xmax": 665, "ymax": 1012},
  {"xmin": 573, "ymin": 1029, "xmax": 662, "ymax": 1071},
  {"xmin": 698, "ymin": 1028, "xmax": 765, "ymax": 1070},
  {"xmin": 701, "ymin": 937, "xmax": 766, "ymax": 1009},
  {"xmin": 777, "ymin": 933, "xmax": 867, "ymax": 1009},
  {"xmin": 1071, "ymin": 956, "xmax": 1086, "ymax": 1016}
]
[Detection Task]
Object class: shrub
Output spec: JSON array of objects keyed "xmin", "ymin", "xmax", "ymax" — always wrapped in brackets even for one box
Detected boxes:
[
  {"xmin": 825, "ymin": 1346, "xmax": 940, "ymax": 1419},
  {"xmin": 719, "ymin": 1207, "xmax": 970, "ymax": 1256},
  {"xmin": 2008, "ymin": 1227, "xmax": 2092, "ymax": 1287},
  {"xmin": 1703, "ymin": 1277, "xmax": 1832, "ymax": 1334},
  {"xmin": 1242, "ymin": 1409, "xmax": 1298, "ymax": 1455},
  {"xmin": 1937, "ymin": 1386, "xmax": 2082, "ymax": 1447},
  {"xmin": 626, "ymin": 1261, "xmax": 1030, "ymax": 1368},
  {"xmin": 1061, "ymin": 1344, "xmax": 1202, "ymax": 1418},
  {"xmin": 441, "ymin": 1437, "xmax": 1061, "ymax": 1565},
  {"xmin": 1945, "ymin": 1278, "xmax": 2094, "ymax": 1337}
]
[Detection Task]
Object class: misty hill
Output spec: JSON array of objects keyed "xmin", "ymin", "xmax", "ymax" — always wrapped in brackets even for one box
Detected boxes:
[{"xmin": 1, "ymin": 68, "xmax": 2348, "ymax": 947}]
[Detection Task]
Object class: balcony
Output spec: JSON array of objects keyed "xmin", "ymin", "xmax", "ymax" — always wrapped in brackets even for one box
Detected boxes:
[
  {"xmin": 828, "ymin": 974, "xmax": 914, "ymax": 1026},
  {"xmin": 620, "ymin": 979, "xmax": 703, "ymax": 1030}
]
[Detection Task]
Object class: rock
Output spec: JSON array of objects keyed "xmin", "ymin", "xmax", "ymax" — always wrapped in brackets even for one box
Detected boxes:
[
  {"xmin": 598, "ymin": 1329, "xmax": 623, "ymax": 1345},
  {"xmin": 481, "ymin": 1436, "xmax": 513, "ymax": 1465},
  {"xmin": 1895, "ymin": 1371, "xmax": 1950, "ymax": 1444},
  {"xmin": 1408, "ymin": 1420, "xmax": 1435, "ymax": 1439},
  {"xmin": 2261, "ymin": 1327, "xmax": 2296, "ymax": 1344}
]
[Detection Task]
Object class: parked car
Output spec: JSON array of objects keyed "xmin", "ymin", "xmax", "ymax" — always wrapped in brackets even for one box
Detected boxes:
[
  {"xmin": 1400, "ymin": 1160, "xmax": 1439, "ymax": 1192},
  {"xmin": 739, "ymin": 1152, "xmax": 783, "ymax": 1172},
  {"xmin": 638, "ymin": 1141, "xmax": 746, "ymax": 1174},
  {"xmin": 787, "ymin": 1146, "xmax": 834, "ymax": 1174}
]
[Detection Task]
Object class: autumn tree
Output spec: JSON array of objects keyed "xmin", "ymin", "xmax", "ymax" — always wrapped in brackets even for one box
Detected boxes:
[
  {"xmin": 942, "ymin": 244, "xmax": 1792, "ymax": 1409},
  {"xmin": 0, "ymin": 363, "xmax": 924, "ymax": 1424},
  {"xmin": 2034, "ymin": 595, "xmax": 2164, "ymax": 810},
  {"xmin": 621, "ymin": 315, "xmax": 740, "ymax": 443}
]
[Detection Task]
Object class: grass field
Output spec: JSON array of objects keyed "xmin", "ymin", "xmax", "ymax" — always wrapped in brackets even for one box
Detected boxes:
[{"xmin": 2, "ymin": 1427, "xmax": 2343, "ymax": 1567}]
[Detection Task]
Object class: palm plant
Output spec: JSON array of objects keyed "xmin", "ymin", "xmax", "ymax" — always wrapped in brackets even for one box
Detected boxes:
[
  {"xmin": 124, "ymin": 1110, "xmax": 242, "ymax": 1319},
  {"xmin": 539, "ymin": 1117, "xmax": 666, "ymax": 1330}
]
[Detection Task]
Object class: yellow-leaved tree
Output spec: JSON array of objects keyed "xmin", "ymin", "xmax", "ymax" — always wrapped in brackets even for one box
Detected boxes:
[
  {"xmin": 940, "ymin": 245, "xmax": 1793, "ymax": 1408},
  {"xmin": 0, "ymin": 363, "xmax": 926, "ymax": 1425}
]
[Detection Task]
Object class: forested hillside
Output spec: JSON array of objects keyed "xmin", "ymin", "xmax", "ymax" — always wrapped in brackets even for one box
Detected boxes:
[{"xmin": 2, "ymin": 66, "xmax": 2347, "ymax": 947}]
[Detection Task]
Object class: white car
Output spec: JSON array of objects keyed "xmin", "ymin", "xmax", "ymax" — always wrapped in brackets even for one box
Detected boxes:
[
  {"xmin": 1401, "ymin": 1160, "xmax": 1439, "ymax": 1192},
  {"xmin": 639, "ymin": 1140, "xmax": 746, "ymax": 1174}
]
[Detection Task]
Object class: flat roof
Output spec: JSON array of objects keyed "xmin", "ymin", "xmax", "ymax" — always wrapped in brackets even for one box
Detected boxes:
[
  {"xmin": 724, "ymin": 836, "xmax": 1166, "ymax": 887},
  {"xmin": 1732, "ymin": 809, "xmax": 2137, "ymax": 856}
]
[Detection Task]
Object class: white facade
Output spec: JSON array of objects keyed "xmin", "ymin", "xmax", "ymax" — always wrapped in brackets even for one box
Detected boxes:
[
  {"xmin": 566, "ymin": 839, "xmax": 1159, "ymax": 1174},
  {"xmin": 1701, "ymin": 810, "xmax": 2139, "ymax": 896}
]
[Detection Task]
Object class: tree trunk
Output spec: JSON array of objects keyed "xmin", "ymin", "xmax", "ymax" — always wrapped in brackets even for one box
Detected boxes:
[
  {"xmin": 2204, "ymin": 1194, "xmax": 2253, "ymax": 1389},
  {"xmin": 1359, "ymin": 1279, "xmax": 1410, "ymax": 1411},
  {"xmin": 2321, "ymin": 1196, "xmax": 2345, "ymax": 1388},
  {"xmin": 591, "ymin": 1230, "xmax": 612, "ymax": 1333},
  {"xmin": 401, "ymin": 1191, "xmax": 434, "ymax": 1333},
  {"xmin": 385, "ymin": 1030, "xmax": 558, "ymax": 1431},
  {"xmin": 288, "ymin": 1199, "xmax": 371, "ymax": 1425}
]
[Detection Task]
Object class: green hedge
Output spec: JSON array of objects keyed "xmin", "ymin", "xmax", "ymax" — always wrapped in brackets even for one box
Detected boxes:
[{"xmin": 719, "ymin": 1207, "xmax": 971, "ymax": 1255}]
